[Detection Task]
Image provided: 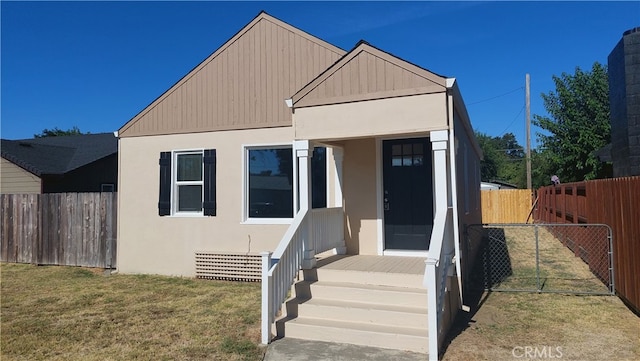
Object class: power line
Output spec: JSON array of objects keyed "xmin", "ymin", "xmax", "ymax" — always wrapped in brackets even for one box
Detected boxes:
[
  {"xmin": 498, "ymin": 105, "xmax": 525, "ymax": 135},
  {"xmin": 468, "ymin": 86, "xmax": 524, "ymax": 105}
]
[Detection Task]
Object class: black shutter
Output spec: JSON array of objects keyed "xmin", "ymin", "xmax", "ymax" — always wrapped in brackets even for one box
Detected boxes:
[
  {"xmin": 203, "ymin": 149, "xmax": 217, "ymax": 216},
  {"xmin": 158, "ymin": 152, "xmax": 172, "ymax": 216}
]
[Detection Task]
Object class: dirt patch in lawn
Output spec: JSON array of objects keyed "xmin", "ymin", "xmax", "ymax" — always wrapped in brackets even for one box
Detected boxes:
[
  {"xmin": 442, "ymin": 289, "xmax": 639, "ymax": 361},
  {"xmin": 474, "ymin": 225, "xmax": 612, "ymax": 293},
  {"xmin": 442, "ymin": 225, "xmax": 639, "ymax": 361}
]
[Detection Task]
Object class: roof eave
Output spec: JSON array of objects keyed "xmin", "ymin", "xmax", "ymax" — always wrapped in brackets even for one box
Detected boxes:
[{"xmin": 446, "ymin": 78, "xmax": 483, "ymax": 159}]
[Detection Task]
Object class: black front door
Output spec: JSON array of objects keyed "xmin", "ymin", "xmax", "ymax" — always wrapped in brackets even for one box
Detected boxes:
[{"xmin": 382, "ymin": 138, "xmax": 433, "ymax": 250}]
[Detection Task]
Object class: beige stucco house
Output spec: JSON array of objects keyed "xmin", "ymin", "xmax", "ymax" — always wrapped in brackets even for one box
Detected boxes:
[{"xmin": 117, "ymin": 12, "xmax": 481, "ymax": 360}]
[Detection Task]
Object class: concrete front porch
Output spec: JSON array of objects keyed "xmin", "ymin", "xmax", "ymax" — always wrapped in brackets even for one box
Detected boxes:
[
  {"xmin": 276, "ymin": 254, "xmax": 429, "ymax": 354},
  {"xmin": 314, "ymin": 254, "xmax": 426, "ymax": 287}
]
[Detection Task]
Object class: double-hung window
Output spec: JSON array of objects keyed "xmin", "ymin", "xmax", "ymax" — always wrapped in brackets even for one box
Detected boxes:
[
  {"xmin": 158, "ymin": 149, "xmax": 216, "ymax": 216},
  {"xmin": 175, "ymin": 152, "xmax": 203, "ymax": 213}
]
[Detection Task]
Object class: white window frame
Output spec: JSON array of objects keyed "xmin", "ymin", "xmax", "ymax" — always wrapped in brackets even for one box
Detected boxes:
[
  {"xmin": 242, "ymin": 143, "xmax": 294, "ymax": 225},
  {"xmin": 172, "ymin": 149, "xmax": 204, "ymax": 217}
]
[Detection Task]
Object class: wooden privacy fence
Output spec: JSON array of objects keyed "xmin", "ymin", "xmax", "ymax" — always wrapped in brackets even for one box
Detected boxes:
[
  {"xmin": 1, "ymin": 192, "xmax": 117, "ymax": 268},
  {"xmin": 481, "ymin": 189, "xmax": 533, "ymax": 223},
  {"xmin": 534, "ymin": 176, "xmax": 640, "ymax": 314}
]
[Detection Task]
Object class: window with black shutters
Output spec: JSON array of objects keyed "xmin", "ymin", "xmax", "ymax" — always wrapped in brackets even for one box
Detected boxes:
[{"xmin": 158, "ymin": 149, "xmax": 216, "ymax": 216}]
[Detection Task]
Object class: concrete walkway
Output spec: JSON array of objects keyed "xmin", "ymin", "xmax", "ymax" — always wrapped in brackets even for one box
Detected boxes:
[{"xmin": 263, "ymin": 338, "xmax": 428, "ymax": 361}]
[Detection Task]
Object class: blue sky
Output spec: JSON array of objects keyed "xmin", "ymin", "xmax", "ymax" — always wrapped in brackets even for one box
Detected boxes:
[{"xmin": 2, "ymin": 1, "xmax": 638, "ymax": 149}]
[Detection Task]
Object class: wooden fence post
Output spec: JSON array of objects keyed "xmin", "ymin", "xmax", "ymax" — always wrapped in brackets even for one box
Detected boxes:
[{"xmin": 32, "ymin": 194, "xmax": 41, "ymax": 265}]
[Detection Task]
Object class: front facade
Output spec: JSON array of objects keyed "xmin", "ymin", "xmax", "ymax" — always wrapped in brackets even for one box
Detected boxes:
[
  {"xmin": 116, "ymin": 12, "xmax": 481, "ymax": 358},
  {"xmin": 117, "ymin": 13, "xmax": 481, "ymax": 277}
]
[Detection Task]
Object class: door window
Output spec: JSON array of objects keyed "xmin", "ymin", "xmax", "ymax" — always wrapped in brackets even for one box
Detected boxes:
[{"xmin": 391, "ymin": 143, "xmax": 424, "ymax": 167}]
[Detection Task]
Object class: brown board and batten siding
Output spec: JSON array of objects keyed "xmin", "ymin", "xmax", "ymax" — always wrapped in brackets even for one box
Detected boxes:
[
  {"xmin": 118, "ymin": 13, "xmax": 344, "ymax": 138},
  {"xmin": 291, "ymin": 42, "xmax": 450, "ymax": 141},
  {"xmin": 292, "ymin": 43, "xmax": 447, "ymax": 108}
]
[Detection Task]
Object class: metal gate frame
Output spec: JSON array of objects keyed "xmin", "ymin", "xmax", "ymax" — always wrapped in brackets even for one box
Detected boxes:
[{"xmin": 465, "ymin": 223, "xmax": 614, "ymax": 295}]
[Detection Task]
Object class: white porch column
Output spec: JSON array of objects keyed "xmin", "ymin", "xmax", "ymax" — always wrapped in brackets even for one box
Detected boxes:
[
  {"xmin": 430, "ymin": 130, "xmax": 450, "ymax": 214},
  {"xmin": 430, "ymin": 130, "xmax": 455, "ymax": 254},
  {"xmin": 428, "ymin": 129, "xmax": 450, "ymax": 361},
  {"xmin": 295, "ymin": 140, "xmax": 316, "ymax": 269},
  {"xmin": 331, "ymin": 146, "xmax": 347, "ymax": 255},
  {"xmin": 332, "ymin": 147, "xmax": 344, "ymax": 208}
]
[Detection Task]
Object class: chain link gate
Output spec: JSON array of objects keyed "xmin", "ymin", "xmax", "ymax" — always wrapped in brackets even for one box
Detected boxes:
[{"xmin": 466, "ymin": 223, "xmax": 614, "ymax": 295}]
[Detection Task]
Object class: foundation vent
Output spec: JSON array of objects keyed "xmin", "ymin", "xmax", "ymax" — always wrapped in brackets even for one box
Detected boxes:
[{"xmin": 195, "ymin": 252, "xmax": 262, "ymax": 282}]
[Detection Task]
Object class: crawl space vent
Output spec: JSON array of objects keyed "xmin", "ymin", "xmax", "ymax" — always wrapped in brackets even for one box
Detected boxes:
[{"xmin": 195, "ymin": 252, "xmax": 262, "ymax": 282}]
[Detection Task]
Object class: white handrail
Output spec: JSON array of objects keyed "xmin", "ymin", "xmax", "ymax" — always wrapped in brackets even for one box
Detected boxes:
[
  {"xmin": 424, "ymin": 207, "xmax": 454, "ymax": 361},
  {"xmin": 261, "ymin": 209, "xmax": 308, "ymax": 344},
  {"xmin": 261, "ymin": 206, "xmax": 345, "ymax": 344},
  {"xmin": 272, "ymin": 209, "xmax": 308, "ymax": 260}
]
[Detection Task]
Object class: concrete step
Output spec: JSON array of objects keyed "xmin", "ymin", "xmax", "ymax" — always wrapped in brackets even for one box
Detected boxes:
[
  {"xmin": 282, "ymin": 265, "xmax": 430, "ymax": 353},
  {"xmin": 284, "ymin": 317, "xmax": 429, "ymax": 354},
  {"xmin": 297, "ymin": 298, "xmax": 428, "ymax": 329},
  {"xmin": 293, "ymin": 281, "xmax": 427, "ymax": 309},
  {"xmin": 311, "ymin": 268, "xmax": 424, "ymax": 288}
]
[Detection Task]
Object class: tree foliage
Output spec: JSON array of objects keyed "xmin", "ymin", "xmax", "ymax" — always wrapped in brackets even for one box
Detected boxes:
[
  {"xmin": 533, "ymin": 62, "xmax": 611, "ymax": 182},
  {"xmin": 475, "ymin": 131, "xmax": 527, "ymax": 188},
  {"xmin": 34, "ymin": 126, "xmax": 86, "ymax": 138}
]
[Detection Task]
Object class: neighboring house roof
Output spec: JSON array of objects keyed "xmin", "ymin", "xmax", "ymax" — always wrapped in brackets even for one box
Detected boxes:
[
  {"xmin": 118, "ymin": 11, "xmax": 346, "ymax": 138},
  {"xmin": 481, "ymin": 180, "xmax": 518, "ymax": 190},
  {"xmin": 0, "ymin": 133, "xmax": 118, "ymax": 176},
  {"xmin": 292, "ymin": 40, "xmax": 448, "ymax": 108}
]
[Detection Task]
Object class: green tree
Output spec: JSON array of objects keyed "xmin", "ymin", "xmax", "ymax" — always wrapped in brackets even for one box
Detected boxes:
[
  {"xmin": 533, "ymin": 62, "xmax": 611, "ymax": 182},
  {"xmin": 475, "ymin": 132, "xmax": 500, "ymax": 181},
  {"xmin": 34, "ymin": 126, "xmax": 86, "ymax": 138},
  {"xmin": 530, "ymin": 149, "xmax": 553, "ymax": 188},
  {"xmin": 475, "ymin": 131, "xmax": 526, "ymax": 188}
]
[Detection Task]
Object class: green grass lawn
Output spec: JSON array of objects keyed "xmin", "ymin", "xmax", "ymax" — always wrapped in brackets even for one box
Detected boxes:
[
  {"xmin": 3, "ymin": 260, "xmax": 638, "ymax": 361},
  {"xmin": 1, "ymin": 263, "xmax": 264, "ymax": 361}
]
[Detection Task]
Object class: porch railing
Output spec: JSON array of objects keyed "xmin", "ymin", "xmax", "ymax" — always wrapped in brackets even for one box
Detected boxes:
[
  {"xmin": 261, "ymin": 206, "xmax": 344, "ymax": 344},
  {"xmin": 311, "ymin": 207, "xmax": 344, "ymax": 255},
  {"xmin": 261, "ymin": 209, "xmax": 308, "ymax": 344},
  {"xmin": 424, "ymin": 206, "xmax": 455, "ymax": 361}
]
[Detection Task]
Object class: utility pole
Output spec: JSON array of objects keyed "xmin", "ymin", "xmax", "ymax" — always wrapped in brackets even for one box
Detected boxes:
[{"xmin": 526, "ymin": 74, "xmax": 532, "ymax": 189}]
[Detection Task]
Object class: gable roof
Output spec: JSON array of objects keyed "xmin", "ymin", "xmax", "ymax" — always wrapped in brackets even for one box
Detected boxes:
[
  {"xmin": 1, "ymin": 133, "xmax": 118, "ymax": 176},
  {"xmin": 118, "ymin": 11, "xmax": 345, "ymax": 138},
  {"xmin": 291, "ymin": 41, "xmax": 448, "ymax": 108}
]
